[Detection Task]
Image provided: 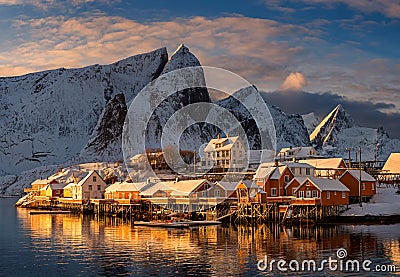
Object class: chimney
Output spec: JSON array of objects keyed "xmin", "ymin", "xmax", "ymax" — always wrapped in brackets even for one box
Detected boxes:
[
  {"xmin": 175, "ymin": 177, "xmax": 179, "ymax": 183},
  {"xmin": 217, "ymin": 134, "xmax": 220, "ymax": 139},
  {"xmin": 274, "ymin": 159, "xmax": 279, "ymax": 167}
]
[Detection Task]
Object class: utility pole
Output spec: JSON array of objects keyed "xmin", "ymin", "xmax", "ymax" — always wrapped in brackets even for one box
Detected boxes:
[
  {"xmin": 193, "ymin": 149, "xmax": 196, "ymax": 176},
  {"xmin": 358, "ymin": 146, "xmax": 362, "ymax": 207},
  {"xmin": 346, "ymin": 147, "xmax": 351, "ymax": 168}
]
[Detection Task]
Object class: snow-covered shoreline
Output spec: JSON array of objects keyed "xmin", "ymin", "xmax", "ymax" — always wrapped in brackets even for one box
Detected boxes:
[{"xmin": 342, "ymin": 185, "xmax": 400, "ymax": 217}]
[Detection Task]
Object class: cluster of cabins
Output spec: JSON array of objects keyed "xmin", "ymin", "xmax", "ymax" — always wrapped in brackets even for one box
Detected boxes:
[{"xmin": 24, "ymin": 155, "xmax": 379, "ymax": 211}]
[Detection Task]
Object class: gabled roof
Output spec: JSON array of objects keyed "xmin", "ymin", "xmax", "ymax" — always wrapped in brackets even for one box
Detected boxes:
[
  {"xmin": 298, "ymin": 158, "xmax": 346, "ymax": 169},
  {"xmin": 254, "ymin": 164, "xmax": 276, "ymax": 179},
  {"xmin": 139, "ymin": 179, "xmax": 209, "ymax": 197},
  {"xmin": 48, "ymin": 183, "xmax": 67, "ymax": 190},
  {"xmin": 105, "ymin": 182, "xmax": 143, "ymax": 193},
  {"xmin": 284, "ymin": 177, "xmax": 307, "ymax": 189},
  {"xmin": 215, "ymin": 181, "xmax": 238, "ymax": 192},
  {"xmin": 283, "ymin": 162, "xmax": 315, "ymax": 168},
  {"xmin": 295, "ymin": 177, "xmax": 349, "ymax": 192},
  {"xmin": 77, "ymin": 170, "xmax": 102, "ymax": 186},
  {"xmin": 140, "ymin": 182, "xmax": 173, "ymax": 197},
  {"xmin": 340, "ymin": 170, "xmax": 376, "ymax": 182},
  {"xmin": 382, "ymin": 153, "xmax": 400, "ymax": 174},
  {"xmin": 167, "ymin": 179, "xmax": 208, "ymax": 195},
  {"xmin": 270, "ymin": 165, "xmax": 288, "ymax": 180},
  {"xmin": 204, "ymin": 136, "xmax": 239, "ymax": 152}
]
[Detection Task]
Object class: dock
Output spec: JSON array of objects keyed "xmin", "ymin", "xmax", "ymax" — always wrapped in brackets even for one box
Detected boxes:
[
  {"xmin": 29, "ymin": 210, "xmax": 71, "ymax": 215},
  {"xmin": 134, "ymin": 220, "xmax": 222, "ymax": 229}
]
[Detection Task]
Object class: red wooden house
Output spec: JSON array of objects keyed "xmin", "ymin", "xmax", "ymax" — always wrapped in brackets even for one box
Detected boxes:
[
  {"xmin": 254, "ymin": 163, "xmax": 294, "ymax": 199},
  {"xmin": 293, "ymin": 177, "xmax": 349, "ymax": 206},
  {"xmin": 339, "ymin": 170, "xmax": 376, "ymax": 202}
]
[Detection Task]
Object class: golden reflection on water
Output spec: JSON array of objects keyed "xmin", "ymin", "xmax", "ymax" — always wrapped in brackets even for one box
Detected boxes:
[{"xmin": 16, "ymin": 208, "xmax": 400, "ymax": 276}]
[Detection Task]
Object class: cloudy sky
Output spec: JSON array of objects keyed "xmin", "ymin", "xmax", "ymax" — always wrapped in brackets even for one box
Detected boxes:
[{"xmin": 0, "ymin": 0, "xmax": 399, "ymax": 137}]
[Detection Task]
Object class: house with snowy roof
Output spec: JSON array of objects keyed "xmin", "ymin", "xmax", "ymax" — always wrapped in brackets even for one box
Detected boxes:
[
  {"xmin": 202, "ymin": 134, "xmax": 247, "ymax": 172},
  {"xmin": 69, "ymin": 170, "xmax": 107, "ymax": 200},
  {"xmin": 292, "ymin": 177, "xmax": 349, "ymax": 206},
  {"xmin": 44, "ymin": 183, "xmax": 67, "ymax": 198},
  {"xmin": 276, "ymin": 146, "xmax": 319, "ymax": 162},
  {"xmin": 104, "ymin": 181, "xmax": 143, "ymax": 202},
  {"xmin": 24, "ymin": 178, "xmax": 59, "ymax": 194},
  {"xmin": 235, "ymin": 180, "xmax": 266, "ymax": 203},
  {"xmin": 339, "ymin": 170, "xmax": 376, "ymax": 202},
  {"xmin": 254, "ymin": 162, "xmax": 294, "ymax": 199},
  {"xmin": 298, "ymin": 158, "xmax": 347, "ymax": 178}
]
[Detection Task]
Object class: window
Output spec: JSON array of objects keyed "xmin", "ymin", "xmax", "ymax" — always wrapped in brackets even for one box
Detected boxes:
[
  {"xmin": 362, "ymin": 183, "xmax": 366, "ymax": 190},
  {"xmin": 207, "ymin": 153, "xmax": 210, "ymax": 158},
  {"xmin": 271, "ymin": 188, "xmax": 277, "ymax": 196},
  {"xmin": 202, "ymin": 190, "xmax": 208, "ymax": 197},
  {"xmin": 216, "ymin": 152, "xmax": 220, "ymax": 157},
  {"xmin": 292, "ymin": 188, "xmax": 297, "ymax": 196},
  {"xmin": 372, "ymin": 183, "xmax": 375, "ymax": 190},
  {"xmin": 334, "ymin": 191, "xmax": 337, "ymax": 196},
  {"xmin": 299, "ymin": 191, "xmax": 304, "ymax": 198},
  {"xmin": 88, "ymin": 185, "xmax": 92, "ymax": 191},
  {"xmin": 327, "ymin": 192, "xmax": 330, "ymax": 199},
  {"xmin": 342, "ymin": 192, "xmax": 346, "ymax": 199},
  {"xmin": 312, "ymin": 190, "xmax": 318, "ymax": 198},
  {"xmin": 292, "ymin": 168, "xmax": 296, "ymax": 175},
  {"xmin": 214, "ymin": 189, "xmax": 220, "ymax": 197},
  {"xmin": 97, "ymin": 185, "xmax": 101, "ymax": 191},
  {"xmin": 93, "ymin": 176, "xmax": 97, "ymax": 182},
  {"xmin": 284, "ymin": 175, "xmax": 290, "ymax": 183},
  {"xmin": 306, "ymin": 168, "xmax": 311, "ymax": 175},
  {"xmin": 299, "ymin": 168, "xmax": 302, "ymax": 175}
]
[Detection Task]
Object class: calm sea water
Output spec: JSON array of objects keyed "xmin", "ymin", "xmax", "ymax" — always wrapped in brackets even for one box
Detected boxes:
[{"xmin": 0, "ymin": 198, "xmax": 399, "ymax": 276}]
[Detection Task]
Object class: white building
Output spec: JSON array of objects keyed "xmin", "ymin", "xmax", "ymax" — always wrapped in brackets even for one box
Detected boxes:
[
  {"xmin": 202, "ymin": 134, "xmax": 247, "ymax": 171},
  {"xmin": 276, "ymin": 146, "xmax": 318, "ymax": 161},
  {"xmin": 70, "ymin": 170, "xmax": 107, "ymax": 200}
]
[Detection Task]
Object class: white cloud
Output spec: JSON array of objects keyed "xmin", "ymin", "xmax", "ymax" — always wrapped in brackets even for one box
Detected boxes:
[{"xmin": 280, "ymin": 72, "xmax": 308, "ymax": 91}]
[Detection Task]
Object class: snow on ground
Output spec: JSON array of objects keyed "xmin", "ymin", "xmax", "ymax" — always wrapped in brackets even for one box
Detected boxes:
[{"xmin": 342, "ymin": 185, "xmax": 400, "ymax": 216}]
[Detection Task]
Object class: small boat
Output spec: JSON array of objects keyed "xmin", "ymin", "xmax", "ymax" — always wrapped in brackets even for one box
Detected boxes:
[{"xmin": 29, "ymin": 210, "xmax": 71, "ymax": 215}]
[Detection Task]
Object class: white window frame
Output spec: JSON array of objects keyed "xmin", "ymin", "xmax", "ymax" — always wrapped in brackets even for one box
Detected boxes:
[
  {"xmin": 312, "ymin": 190, "xmax": 318, "ymax": 198},
  {"xmin": 326, "ymin": 192, "xmax": 330, "ymax": 199},
  {"xmin": 362, "ymin": 183, "xmax": 366, "ymax": 190},
  {"xmin": 214, "ymin": 189, "xmax": 220, "ymax": 197},
  {"xmin": 299, "ymin": 191, "xmax": 304, "ymax": 198},
  {"xmin": 284, "ymin": 175, "xmax": 290, "ymax": 183},
  {"xmin": 306, "ymin": 168, "xmax": 311, "ymax": 175},
  {"xmin": 271, "ymin": 188, "xmax": 277, "ymax": 196},
  {"xmin": 372, "ymin": 183, "xmax": 375, "ymax": 190},
  {"xmin": 342, "ymin": 192, "xmax": 346, "ymax": 199}
]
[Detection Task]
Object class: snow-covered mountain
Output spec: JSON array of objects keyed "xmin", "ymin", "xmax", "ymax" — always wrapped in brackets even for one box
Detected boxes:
[
  {"xmin": 1, "ymin": 44, "xmax": 399, "ymax": 196},
  {"xmin": 309, "ymin": 105, "xmax": 400, "ymax": 160},
  {"xmin": 302, "ymin": 112, "xmax": 320, "ymax": 135},
  {"xmin": 0, "ymin": 47, "xmax": 168, "ymax": 175}
]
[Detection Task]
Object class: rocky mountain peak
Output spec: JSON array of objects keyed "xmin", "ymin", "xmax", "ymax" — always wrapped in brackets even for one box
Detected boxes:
[
  {"xmin": 161, "ymin": 44, "xmax": 201, "ymax": 74},
  {"xmin": 310, "ymin": 104, "xmax": 355, "ymax": 149}
]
